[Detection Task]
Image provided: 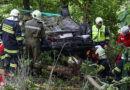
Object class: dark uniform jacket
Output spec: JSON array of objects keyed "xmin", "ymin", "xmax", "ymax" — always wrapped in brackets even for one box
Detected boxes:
[
  {"xmin": 0, "ymin": 17, "xmax": 23, "ymax": 55},
  {"xmin": 97, "ymin": 59, "xmax": 110, "ymax": 78},
  {"xmin": 112, "ymin": 59, "xmax": 123, "ymax": 81}
]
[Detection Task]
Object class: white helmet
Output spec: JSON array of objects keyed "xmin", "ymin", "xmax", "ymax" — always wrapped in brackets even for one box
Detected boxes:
[
  {"xmin": 10, "ymin": 9, "xmax": 20, "ymax": 17},
  {"xmin": 95, "ymin": 45, "xmax": 106, "ymax": 59},
  {"xmin": 95, "ymin": 17, "xmax": 103, "ymax": 25},
  {"xmin": 31, "ymin": 10, "xmax": 42, "ymax": 20},
  {"xmin": 120, "ymin": 26, "xmax": 129, "ymax": 36}
]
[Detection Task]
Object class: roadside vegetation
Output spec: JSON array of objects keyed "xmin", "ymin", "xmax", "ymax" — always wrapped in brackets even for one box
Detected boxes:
[{"xmin": 0, "ymin": 0, "xmax": 130, "ymax": 89}]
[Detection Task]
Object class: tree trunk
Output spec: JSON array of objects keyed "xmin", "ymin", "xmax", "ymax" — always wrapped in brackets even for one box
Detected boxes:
[
  {"xmin": 23, "ymin": 0, "xmax": 30, "ymax": 10},
  {"xmin": 89, "ymin": 0, "xmax": 93, "ymax": 3},
  {"xmin": 60, "ymin": 0, "xmax": 69, "ymax": 8},
  {"xmin": 38, "ymin": 0, "xmax": 43, "ymax": 12},
  {"xmin": 82, "ymin": 0, "xmax": 88, "ymax": 23},
  {"xmin": 83, "ymin": 5, "xmax": 87, "ymax": 23}
]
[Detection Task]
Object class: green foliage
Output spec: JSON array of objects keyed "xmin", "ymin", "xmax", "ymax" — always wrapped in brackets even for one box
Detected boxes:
[
  {"xmin": 4, "ymin": 85, "xmax": 14, "ymax": 90},
  {"xmin": 40, "ymin": 51, "xmax": 53, "ymax": 65},
  {"xmin": 30, "ymin": 0, "xmax": 61, "ymax": 13},
  {"xmin": 124, "ymin": 62, "xmax": 130, "ymax": 71},
  {"xmin": 71, "ymin": 76, "xmax": 78, "ymax": 81},
  {"xmin": 0, "ymin": 4, "xmax": 13, "ymax": 22},
  {"xmin": 58, "ymin": 54, "xmax": 68, "ymax": 65},
  {"xmin": 80, "ymin": 60, "xmax": 96, "ymax": 76},
  {"xmin": 24, "ymin": 59, "xmax": 31, "ymax": 67},
  {"xmin": 41, "ymin": 69, "xmax": 49, "ymax": 78},
  {"xmin": 54, "ymin": 78, "xmax": 64, "ymax": 86},
  {"xmin": 40, "ymin": 50, "xmax": 68, "ymax": 66},
  {"xmin": 88, "ymin": 0, "xmax": 125, "ymax": 35},
  {"xmin": 69, "ymin": 3, "xmax": 83, "ymax": 23},
  {"xmin": 123, "ymin": 48, "xmax": 130, "ymax": 71},
  {"xmin": 118, "ymin": 2, "xmax": 130, "ymax": 27},
  {"xmin": 106, "ymin": 85, "xmax": 119, "ymax": 90}
]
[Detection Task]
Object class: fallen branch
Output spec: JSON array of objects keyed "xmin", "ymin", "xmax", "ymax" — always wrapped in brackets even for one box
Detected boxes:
[{"xmin": 86, "ymin": 75, "xmax": 102, "ymax": 90}]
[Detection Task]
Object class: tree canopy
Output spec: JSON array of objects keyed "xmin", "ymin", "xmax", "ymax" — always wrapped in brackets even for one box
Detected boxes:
[{"xmin": 0, "ymin": 0, "xmax": 129, "ymax": 35}]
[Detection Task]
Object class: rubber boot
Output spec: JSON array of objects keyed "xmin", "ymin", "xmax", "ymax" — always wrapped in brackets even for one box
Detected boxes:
[{"xmin": 9, "ymin": 55, "xmax": 18, "ymax": 74}]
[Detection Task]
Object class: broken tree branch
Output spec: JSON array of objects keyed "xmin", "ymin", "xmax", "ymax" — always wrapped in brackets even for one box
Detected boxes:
[{"xmin": 85, "ymin": 75, "xmax": 102, "ymax": 90}]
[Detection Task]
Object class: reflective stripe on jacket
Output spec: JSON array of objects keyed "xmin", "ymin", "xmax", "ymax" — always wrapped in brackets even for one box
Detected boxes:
[
  {"xmin": 1, "ymin": 18, "xmax": 22, "ymax": 53},
  {"xmin": 112, "ymin": 59, "xmax": 123, "ymax": 75},
  {"xmin": 92, "ymin": 25, "xmax": 106, "ymax": 42},
  {"xmin": 25, "ymin": 19, "xmax": 45, "ymax": 39}
]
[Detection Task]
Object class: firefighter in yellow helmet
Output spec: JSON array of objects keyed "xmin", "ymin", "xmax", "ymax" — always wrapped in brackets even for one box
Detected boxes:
[
  {"xmin": 91, "ymin": 17, "xmax": 110, "ymax": 49},
  {"xmin": 24, "ymin": 10, "xmax": 45, "ymax": 74}
]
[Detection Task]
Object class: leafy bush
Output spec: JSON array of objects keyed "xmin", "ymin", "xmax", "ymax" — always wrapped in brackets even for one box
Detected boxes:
[
  {"xmin": 80, "ymin": 60, "xmax": 96, "ymax": 76},
  {"xmin": 118, "ymin": 4, "xmax": 130, "ymax": 27}
]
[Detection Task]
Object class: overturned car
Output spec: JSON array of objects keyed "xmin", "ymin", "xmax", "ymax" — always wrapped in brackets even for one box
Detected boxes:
[{"xmin": 40, "ymin": 14, "xmax": 94, "ymax": 58}]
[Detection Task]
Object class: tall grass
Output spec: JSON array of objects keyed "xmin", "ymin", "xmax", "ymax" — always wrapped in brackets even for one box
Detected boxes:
[{"xmin": 3, "ymin": 58, "xmax": 30, "ymax": 90}]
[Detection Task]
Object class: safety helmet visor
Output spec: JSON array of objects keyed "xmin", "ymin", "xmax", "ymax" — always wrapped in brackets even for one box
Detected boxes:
[{"xmin": 97, "ymin": 21, "xmax": 103, "ymax": 25}]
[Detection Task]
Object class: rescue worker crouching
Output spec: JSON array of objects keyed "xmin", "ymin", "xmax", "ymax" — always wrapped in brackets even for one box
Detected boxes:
[
  {"xmin": 0, "ymin": 9, "xmax": 23, "ymax": 73},
  {"xmin": 91, "ymin": 17, "xmax": 110, "ymax": 49},
  {"xmin": 24, "ymin": 10, "xmax": 45, "ymax": 75},
  {"xmin": 94, "ymin": 45, "xmax": 110, "ymax": 79}
]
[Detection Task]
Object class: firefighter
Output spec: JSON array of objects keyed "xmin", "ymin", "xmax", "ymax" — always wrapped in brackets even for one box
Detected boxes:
[
  {"xmin": 91, "ymin": 17, "xmax": 110, "ymax": 49},
  {"xmin": 0, "ymin": 9, "xmax": 23, "ymax": 73},
  {"xmin": 116, "ymin": 26, "xmax": 130, "ymax": 64},
  {"xmin": 95, "ymin": 45, "xmax": 110, "ymax": 79},
  {"xmin": 24, "ymin": 10, "xmax": 45, "ymax": 71},
  {"xmin": 117, "ymin": 26, "xmax": 130, "ymax": 47},
  {"xmin": 112, "ymin": 26, "xmax": 130, "ymax": 83}
]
